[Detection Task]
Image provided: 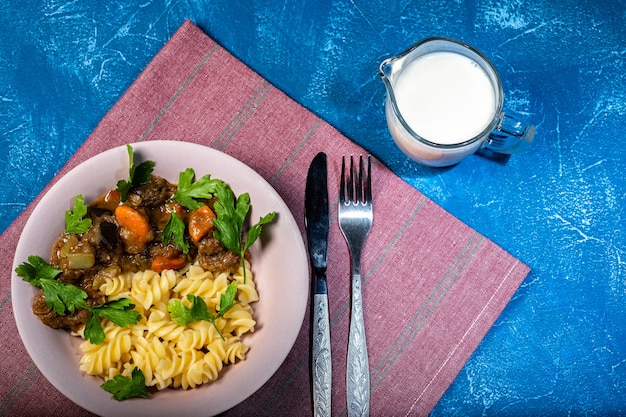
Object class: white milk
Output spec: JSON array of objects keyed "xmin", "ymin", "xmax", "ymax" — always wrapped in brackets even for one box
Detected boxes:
[{"xmin": 393, "ymin": 51, "xmax": 496, "ymax": 145}]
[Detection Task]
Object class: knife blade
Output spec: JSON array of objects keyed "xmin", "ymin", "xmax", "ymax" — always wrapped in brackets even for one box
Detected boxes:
[{"xmin": 305, "ymin": 152, "xmax": 332, "ymax": 417}]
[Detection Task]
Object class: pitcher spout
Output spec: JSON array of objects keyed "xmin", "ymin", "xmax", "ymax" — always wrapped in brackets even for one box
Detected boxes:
[{"xmin": 379, "ymin": 57, "xmax": 396, "ymax": 95}]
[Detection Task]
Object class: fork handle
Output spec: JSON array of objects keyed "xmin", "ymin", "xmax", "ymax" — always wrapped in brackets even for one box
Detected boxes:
[{"xmin": 347, "ymin": 268, "xmax": 370, "ymax": 417}]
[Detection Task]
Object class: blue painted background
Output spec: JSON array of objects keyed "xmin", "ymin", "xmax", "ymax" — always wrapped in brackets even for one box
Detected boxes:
[{"xmin": 1, "ymin": 1, "xmax": 624, "ymax": 415}]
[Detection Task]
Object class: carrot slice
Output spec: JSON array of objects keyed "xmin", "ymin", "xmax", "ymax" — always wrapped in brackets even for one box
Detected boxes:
[
  {"xmin": 151, "ymin": 256, "xmax": 187, "ymax": 273},
  {"xmin": 115, "ymin": 205, "xmax": 153, "ymax": 253},
  {"xmin": 115, "ymin": 205, "xmax": 151, "ymax": 238},
  {"xmin": 188, "ymin": 205, "xmax": 216, "ymax": 243}
]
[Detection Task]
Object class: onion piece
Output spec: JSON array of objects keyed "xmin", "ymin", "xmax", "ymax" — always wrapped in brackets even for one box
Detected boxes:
[{"xmin": 67, "ymin": 253, "xmax": 95, "ymax": 270}]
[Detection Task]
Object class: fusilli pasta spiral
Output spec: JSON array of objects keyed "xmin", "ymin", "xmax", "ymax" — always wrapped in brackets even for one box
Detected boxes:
[{"xmin": 78, "ymin": 261, "xmax": 258, "ymax": 392}]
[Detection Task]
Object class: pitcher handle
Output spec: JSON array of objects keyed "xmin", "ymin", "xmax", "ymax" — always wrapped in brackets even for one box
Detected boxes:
[{"xmin": 484, "ymin": 112, "xmax": 535, "ymax": 154}]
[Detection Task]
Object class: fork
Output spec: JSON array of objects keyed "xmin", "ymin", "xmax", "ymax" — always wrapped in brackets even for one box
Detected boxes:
[{"xmin": 338, "ymin": 154, "xmax": 372, "ymax": 417}]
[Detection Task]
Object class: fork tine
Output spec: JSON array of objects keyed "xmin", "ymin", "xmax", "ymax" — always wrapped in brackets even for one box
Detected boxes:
[
  {"xmin": 355, "ymin": 155, "xmax": 363, "ymax": 203},
  {"xmin": 340, "ymin": 155, "xmax": 346, "ymax": 203},
  {"xmin": 365, "ymin": 155, "xmax": 371, "ymax": 203},
  {"xmin": 340, "ymin": 154, "xmax": 372, "ymax": 205},
  {"xmin": 348, "ymin": 155, "xmax": 354, "ymax": 203}
]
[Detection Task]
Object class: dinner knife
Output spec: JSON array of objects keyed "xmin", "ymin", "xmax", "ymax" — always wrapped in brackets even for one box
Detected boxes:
[{"xmin": 305, "ymin": 152, "xmax": 332, "ymax": 417}]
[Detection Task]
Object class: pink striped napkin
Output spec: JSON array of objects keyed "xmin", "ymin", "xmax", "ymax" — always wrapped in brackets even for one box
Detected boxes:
[{"xmin": 0, "ymin": 20, "xmax": 529, "ymax": 416}]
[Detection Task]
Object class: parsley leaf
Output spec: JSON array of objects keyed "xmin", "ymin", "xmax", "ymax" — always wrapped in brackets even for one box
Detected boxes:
[
  {"xmin": 167, "ymin": 296, "xmax": 197, "ymax": 325},
  {"xmin": 219, "ymin": 280, "xmax": 238, "ymax": 316},
  {"xmin": 16, "ymin": 256, "xmax": 141, "ymax": 344},
  {"xmin": 16, "ymin": 255, "xmax": 63, "ymax": 282},
  {"xmin": 212, "ymin": 185, "xmax": 243, "ymax": 253},
  {"xmin": 212, "ymin": 183, "xmax": 276, "ymax": 283},
  {"xmin": 101, "ymin": 367, "xmax": 150, "ymax": 401},
  {"xmin": 168, "ymin": 281, "xmax": 238, "ymax": 340},
  {"xmin": 83, "ymin": 299, "xmax": 141, "ymax": 345},
  {"xmin": 167, "ymin": 168, "xmax": 276, "ymax": 263},
  {"xmin": 116, "ymin": 144, "xmax": 155, "ymax": 201},
  {"xmin": 84, "ymin": 313, "xmax": 106, "ymax": 345},
  {"xmin": 172, "ymin": 168, "xmax": 220, "ymax": 210},
  {"xmin": 162, "ymin": 211, "xmax": 189, "ymax": 253},
  {"xmin": 245, "ymin": 211, "xmax": 276, "ymax": 253},
  {"xmin": 16, "ymin": 255, "xmax": 86, "ymax": 315},
  {"xmin": 91, "ymin": 297, "xmax": 139, "ymax": 325},
  {"xmin": 166, "ymin": 168, "xmax": 221, "ymax": 252},
  {"xmin": 38, "ymin": 279, "xmax": 88, "ymax": 316},
  {"xmin": 65, "ymin": 194, "xmax": 92, "ymax": 234},
  {"xmin": 168, "ymin": 294, "xmax": 213, "ymax": 325}
]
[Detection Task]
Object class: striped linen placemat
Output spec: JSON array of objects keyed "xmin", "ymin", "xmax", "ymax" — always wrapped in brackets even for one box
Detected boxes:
[{"xmin": 0, "ymin": 19, "xmax": 529, "ymax": 416}]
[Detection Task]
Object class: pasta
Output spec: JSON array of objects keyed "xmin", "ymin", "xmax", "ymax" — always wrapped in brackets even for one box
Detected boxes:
[
  {"xmin": 131, "ymin": 269, "xmax": 178, "ymax": 311},
  {"xmin": 78, "ymin": 259, "xmax": 257, "ymax": 391},
  {"xmin": 98, "ymin": 271, "xmax": 133, "ymax": 298},
  {"xmin": 79, "ymin": 321, "xmax": 132, "ymax": 376}
]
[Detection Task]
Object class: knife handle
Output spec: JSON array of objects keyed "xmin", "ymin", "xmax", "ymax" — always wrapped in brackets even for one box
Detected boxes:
[
  {"xmin": 347, "ymin": 271, "xmax": 370, "ymax": 417},
  {"xmin": 312, "ymin": 293, "xmax": 332, "ymax": 417}
]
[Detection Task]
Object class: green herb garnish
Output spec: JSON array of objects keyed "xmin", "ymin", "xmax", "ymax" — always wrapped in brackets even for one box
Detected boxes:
[
  {"xmin": 172, "ymin": 168, "xmax": 219, "ymax": 210},
  {"xmin": 16, "ymin": 255, "xmax": 141, "ymax": 344},
  {"xmin": 162, "ymin": 210, "xmax": 190, "ymax": 254},
  {"xmin": 163, "ymin": 168, "xmax": 221, "ymax": 252},
  {"xmin": 65, "ymin": 194, "xmax": 92, "ymax": 234},
  {"xmin": 101, "ymin": 367, "xmax": 150, "ymax": 401},
  {"xmin": 168, "ymin": 281, "xmax": 238, "ymax": 340},
  {"xmin": 84, "ymin": 298, "xmax": 142, "ymax": 345},
  {"xmin": 116, "ymin": 144, "xmax": 155, "ymax": 201},
  {"xmin": 212, "ymin": 182, "xmax": 276, "ymax": 284},
  {"xmin": 162, "ymin": 168, "xmax": 276, "ymax": 276},
  {"xmin": 16, "ymin": 255, "xmax": 86, "ymax": 315}
]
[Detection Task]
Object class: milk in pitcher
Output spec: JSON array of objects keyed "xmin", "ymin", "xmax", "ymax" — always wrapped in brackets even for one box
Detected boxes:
[{"xmin": 393, "ymin": 51, "xmax": 497, "ymax": 146}]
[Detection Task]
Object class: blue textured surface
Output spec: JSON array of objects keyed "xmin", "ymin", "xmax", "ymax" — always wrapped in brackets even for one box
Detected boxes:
[{"xmin": 1, "ymin": 1, "xmax": 624, "ymax": 415}]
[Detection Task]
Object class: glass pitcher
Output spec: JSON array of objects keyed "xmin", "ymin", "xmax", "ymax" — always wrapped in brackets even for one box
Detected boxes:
[{"xmin": 379, "ymin": 37, "xmax": 535, "ymax": 167}]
